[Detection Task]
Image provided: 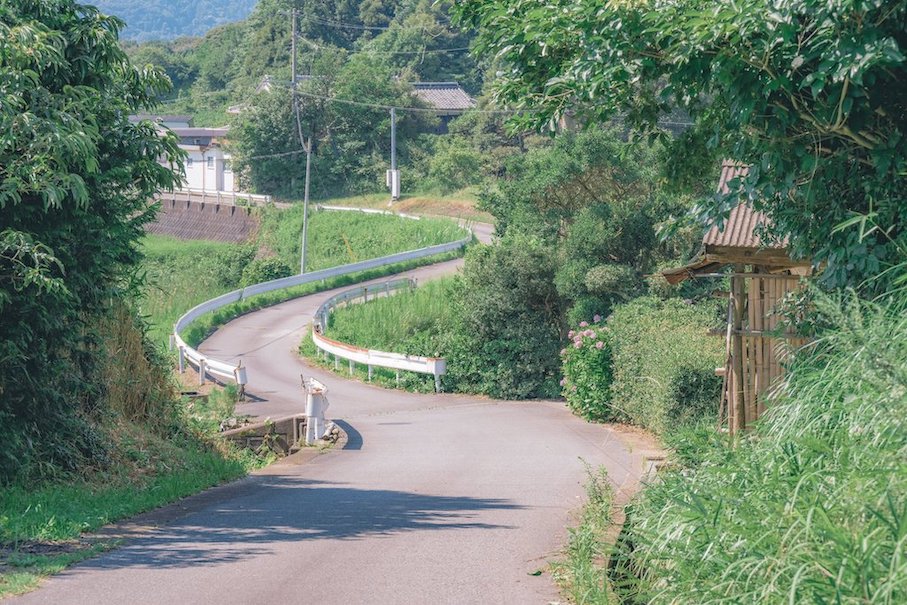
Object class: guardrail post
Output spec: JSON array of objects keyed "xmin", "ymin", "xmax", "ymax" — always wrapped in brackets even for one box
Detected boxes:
[
  {"xmin": 198, "ymin": 359, "xmax": 206, "ymax": 385},
  {"xmin": 349, "ymin": 360, "xmax": 354, "ymax": 375},
  {"xmin": 169, "ymin": 333, "xmax": 175, "ymax": 352},
  {"xmin": 178, "ymin": 346, "xmax": 186, "ymax": 373},
  {"xmin": 395, "ymin": 370, "xmax": 400, "ymax": 386},
  {"xmin": 368, "ymin": 365, "xmax": 373, "ymax": 382},
  {"xmin": 434, "ymin": 372, "xmax": 442, "ymax": 393},
  {"xmin": 334, "ymin": 355, "xmax": 339, "ymax": 370}
]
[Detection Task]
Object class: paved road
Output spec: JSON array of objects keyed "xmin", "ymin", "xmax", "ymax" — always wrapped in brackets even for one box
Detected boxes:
[{"xmin": 15, "ymin": 225, "xmax": 658, "ymax": 605}]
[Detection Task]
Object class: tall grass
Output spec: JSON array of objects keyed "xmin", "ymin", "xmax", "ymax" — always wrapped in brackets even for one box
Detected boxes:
[
  {"xmin": 621, "ymin": 291, "xmax": 907, "ymax": 604},
  {"xmin": 258, "ymin": 207, "xmax": 466, "ymax": 272},
  {"xmin": 298, "ymin": 278, "xmax": 457, "ymax": 392}
]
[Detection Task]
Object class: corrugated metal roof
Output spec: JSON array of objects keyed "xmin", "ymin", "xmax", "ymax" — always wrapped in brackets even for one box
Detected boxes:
[
  {"xmin": 703, "ymin": 161, "xmax": 786, "ymax": 250},
  {"xmin": 170, "ymin": 127, "xmax": 230, "ymax": 138},
  {"xmin": 130, "ymin": 114, "xmax": 193, "ymax": 125},
  {"xmin": 412, "ymin": 82, "xmax": 476, "ymax": 112}
]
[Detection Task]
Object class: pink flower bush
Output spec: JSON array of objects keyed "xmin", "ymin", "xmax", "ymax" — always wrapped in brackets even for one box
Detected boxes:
[
  {"xmin": 593, "ymin": 314, "xmax": 602, "ymax": 323},
  {"xmin": 573, "ymin": 340, "xmax": 582, "ymax": 348},
  {"xmin": 585, "ymin": 330, "xmax": 596, "ymax": 338},
  {"xmin": 579, "ymin": 321, "xmax": 589, "ymax": 327}
]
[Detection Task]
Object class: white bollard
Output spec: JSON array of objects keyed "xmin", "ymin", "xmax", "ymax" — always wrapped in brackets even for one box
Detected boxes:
[{"xmin": 304, "ymin": 378, "xmax": 330, "ymax": 445}]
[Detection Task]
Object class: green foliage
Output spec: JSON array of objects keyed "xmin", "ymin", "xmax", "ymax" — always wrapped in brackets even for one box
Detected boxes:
[
  {"xmin": 139, "ymin": 235, "xmax": 254, "ymax": 345},
  {"xmin": 454, "ymin": 0, "xmax": 907, "ymax": 290},
  {"xmin": 240, "ymin": 257, "xmax": 293, "ymax": 287},
  {"xmin": 0, "ymin": 0, "xmax": 181, "ymax": 483},
  {"xmin": 606, "ymin": 297, "xmax": 723, "ymax": 434},
  {"xmin": 256, "ymin": 207, "xmax": 466, "ymax": 272},
  {"xmin": 444, "ymin": 233, "xmax": 566, "ymax": 399},
  {"xmin": 552, "ymin": 465, "xmax": 615, "ymax": 605},
  {"xmin": 94, "ymin": 0, "xmax": 257, "ymax": 41},
  {"xmin": 623, "ymin": 293, "xmax": 907, "ymax": 603},
  {"xmin": 425, "ymin": 137, "xmax": 485, "ymax": 194},
  {"xmin": 560, "ymin": 318, "xmax": 613, "ymax": 422}
]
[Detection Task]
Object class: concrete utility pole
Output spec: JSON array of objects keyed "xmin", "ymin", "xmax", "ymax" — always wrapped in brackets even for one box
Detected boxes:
[
  {"xmin": 388, "ymin": 107, "xmax": 400, "ymax": 202},
  {"xmin": 290, "ymin": 7, "xmax": 313, "ymax": 273}
]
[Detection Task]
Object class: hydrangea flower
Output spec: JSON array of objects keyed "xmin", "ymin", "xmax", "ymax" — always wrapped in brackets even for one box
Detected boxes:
[
  {"xmin": 568, "ymin": 330, "xmax": 575, "ymax": 338},
  {"xmin": 595, "ymin": 341, "xmax": 605, "ymax": 349},
  {"xmin": 573, "ymin": 340, "xmax": 582, "ymax": 348},
  {"xmin": 579, "ymin": 321, "xmax": 589, "ymax": 327},
  {"xmin": 593, "ymin": 314, "xmax": 602, "ymax": 323},
  {"xmin": 560, "ymin": 348, "xmax": 567, "ymax": 356},
  {"xmin": 585, "ymin": 330, "xmax": 596, "ymax": 338},
  {"xmin": 560, "ymin": 378, "xmax": 567, "ymax": 387}
]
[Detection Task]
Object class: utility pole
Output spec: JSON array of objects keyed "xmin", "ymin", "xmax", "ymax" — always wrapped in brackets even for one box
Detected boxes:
[
  {"xmin": 388, "ymin": 106, "xmax": 400, "ymax": 202},
  {"xmin": 290, "ymin": 7, "xmax": 313, "ymax": 274}
]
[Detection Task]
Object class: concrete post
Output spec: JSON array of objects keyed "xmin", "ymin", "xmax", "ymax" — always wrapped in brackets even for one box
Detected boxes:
[
  {"xmin": 198, "ymin": 359, "xmax": 206, "ymax": 385},
  {"xmin": 368, "ymin": 365, "xmax": 373, "ymax": 382},
  {"xmin": 349, "ymin": 359, "xmax": 354, "ymax": 375},
  {"xmin": 178, "ymin": 346, "xmax": 185, "ymax": 373},
  {"xmin": 434, "ymin": 373, "xmax": 441, "ymax": 393}
]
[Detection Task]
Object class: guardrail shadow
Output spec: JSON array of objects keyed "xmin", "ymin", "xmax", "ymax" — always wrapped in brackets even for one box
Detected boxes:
[{"xmin": 76, "ymin": 478, "xmax": 522, "ymax": 572}]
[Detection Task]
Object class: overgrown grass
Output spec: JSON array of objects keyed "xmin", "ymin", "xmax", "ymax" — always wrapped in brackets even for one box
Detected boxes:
[
  {"xmin": 311, "ymin": 189, "xmax": 492, "ymax": 222},
  {"xmin": 139, "ymin": 235, "xmax": 253, "ymax": 345},
  {"xmin": 298, "ymin": 278, "xmax": 457, "ymax": 392},
  {"xmin": 258, "ymin": 207, "xmax": 467, "ymax": 272},
  {"xmin": 140, "ymin": 209, "xmax": 468, "ymax": 347},
  {"xmin": 553, "ymin": 465, "xmax": 616, "ymax": 605},
  {"xmin": 621, "ymin": 291, "xmax": 907, "ymax": 603},
  {"xmin": 0, "ymin": 421, "xmax": 266, "ymax": 597}
]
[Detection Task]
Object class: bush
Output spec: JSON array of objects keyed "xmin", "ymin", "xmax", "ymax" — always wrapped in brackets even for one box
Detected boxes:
[
  {"xmin": 240, "ymin": 257, "xmax": 293, "ymax": 287},
  {"xmin": 426, "ymin": 138, "xmax": 485, "ymax": 193},
  {"xmin": 444, "ymin": 233, "xmax": 567, "ymax": 399},
  {"xmin": 606, "ymin": 297, "xmax": 722, "ymax": 434},
  {"xmin": 622, "ymin": 292, "xmax": 907, "ymax": 603},
  {"xmin": 560, "ymin": 316, "xmax": 614, "ymax": 421}
]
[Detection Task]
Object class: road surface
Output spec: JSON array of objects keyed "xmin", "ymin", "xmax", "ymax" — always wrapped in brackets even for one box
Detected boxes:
[{"xmin": 14, "ymin": 225, "xmax": 658, "ymax": 605}]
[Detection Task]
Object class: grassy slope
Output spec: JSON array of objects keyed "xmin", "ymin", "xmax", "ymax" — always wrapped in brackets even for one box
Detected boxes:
[
  {"xmin": 140, "ymin": 208, "xmax": 467, "ymax": 346},
  {"xmin": 298, "ymin": 278, "xmax": 457, "ymax": 392},
  {"xmin": 313, "ymin": 189, "xmax": 493, "ymax": 223}
]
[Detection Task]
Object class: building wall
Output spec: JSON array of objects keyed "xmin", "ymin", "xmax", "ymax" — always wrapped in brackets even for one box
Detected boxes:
[{"xmin": 179, "ymin": 146, "xmax": 235, "ymax": 192}]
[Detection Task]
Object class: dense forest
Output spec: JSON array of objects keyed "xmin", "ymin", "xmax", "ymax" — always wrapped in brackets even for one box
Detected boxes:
[{"xmin": 94, "ymin": 0, "xmax": 258, "ymax": 41}]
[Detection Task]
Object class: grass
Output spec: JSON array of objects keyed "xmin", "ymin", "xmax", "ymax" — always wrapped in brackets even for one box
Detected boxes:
[
  {"xmin": 139, "ymin": 208, "xmax": 469, "ymax": 347},
  {"xmin": 258, "ymin": 206, "xmax": 468, "ymax": 272},
  {"xmin": 620, "ymin": 291, "xmax": 907, "ymax": 604},
  {"xmin": 298, "ymin": 277, "xmax": 458, "ymax": 392},
  {"xmin": 552, "ymin": 465, "xmax": 616, "ymax": 605},
  {"xmin": 307, "ymin": 188, "xmax": 493, "ymax": 223},
  {"xmin": 0, "ymin": 421, "xmax": 267, "ymax": 597}
]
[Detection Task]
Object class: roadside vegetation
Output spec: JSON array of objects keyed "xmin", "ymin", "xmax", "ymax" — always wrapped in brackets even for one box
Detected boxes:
[{"xmin": 140, "ymin": 208, "xmax": 468, "ymax": 346}]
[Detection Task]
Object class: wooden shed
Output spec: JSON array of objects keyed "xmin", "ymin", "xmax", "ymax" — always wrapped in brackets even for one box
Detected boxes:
[{"xmin": 663, "ymin": 162, "xmax": 813, "ymax": 434}]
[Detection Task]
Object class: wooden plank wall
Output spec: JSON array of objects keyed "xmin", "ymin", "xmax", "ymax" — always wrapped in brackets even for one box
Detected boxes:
[{"xmin": 728, "ymin": 275, "xmax": 804, "ymax": 431}]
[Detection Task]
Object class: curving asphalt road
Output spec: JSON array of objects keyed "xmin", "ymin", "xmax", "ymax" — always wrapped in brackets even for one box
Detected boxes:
[{"xmin": 14, "ymin": 223, "xmax": 659, "ymax": 605}]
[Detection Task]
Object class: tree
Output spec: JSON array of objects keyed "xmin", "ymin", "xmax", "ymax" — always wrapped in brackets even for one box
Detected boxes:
[
  {"xmin": 453, "ymin": 0, "xmax": 907, "ymax": 288},
  {"xmin": 0, "ymin": 0, "xmax": 181, "ymax": 481}
]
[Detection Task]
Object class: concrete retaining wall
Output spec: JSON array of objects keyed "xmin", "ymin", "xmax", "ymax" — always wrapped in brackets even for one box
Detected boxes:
[{"xmin": 148, "ymin": 198, "xmax": 259, "ymax": 242}]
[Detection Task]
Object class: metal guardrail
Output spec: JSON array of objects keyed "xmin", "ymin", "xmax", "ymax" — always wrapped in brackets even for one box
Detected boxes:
[
  {"xmin": 159, "ymin": 188, "xmax": 272, "ymax": 207},
  {"xmin": 311, "ymin": 279, "xmax": 447, "ymax": 392},
  {"xmin": 171, "ymin": 230, "xmax": 470, "ymax": 390}
]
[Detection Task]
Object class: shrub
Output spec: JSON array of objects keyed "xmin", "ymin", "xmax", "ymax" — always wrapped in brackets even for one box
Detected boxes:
[
  {"xmin": 607, "ymin": 297, "xmax": 722, "ymax": 434},
  {"xmin": 560, "ymin": 316, "xmax": 614, "ymax": 421},
  {"xmin": 240, "ymin": 257, "xmax": 293, "ymax": 287},
  {"xmin": 622, "ymin": 292, "xmax": 907, "ymax": 604},
  {"xmin": 444, "ymin": 233, "xmax": 567, "ymax": 399}
]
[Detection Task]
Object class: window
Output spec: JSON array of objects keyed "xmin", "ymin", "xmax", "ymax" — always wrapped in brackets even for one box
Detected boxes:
[
  {"xmin": 223, "ymin": 160, "xmax": 232, "ymax": 172},
  {"xmin": 193, "ymin": 138, "xmax": 201, "ymax": 146},
  {"xmin": 207, "ymin": 156, "xmax": 214, "ymax": 169}
]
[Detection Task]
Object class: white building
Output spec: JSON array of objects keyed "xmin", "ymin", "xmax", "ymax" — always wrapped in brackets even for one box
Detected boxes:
[{"xmin": 170, "ymin": 127, "xmax": 236, "ymax": 192}]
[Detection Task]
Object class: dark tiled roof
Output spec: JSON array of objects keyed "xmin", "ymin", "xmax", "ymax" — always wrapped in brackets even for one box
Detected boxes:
[
  {"xmin": 704, "ymin": 161, "xmax": 786, "ymax": 250},
  {"xmin": 412, "ymin": 82, "xmax": 476, "ymax": 112}
]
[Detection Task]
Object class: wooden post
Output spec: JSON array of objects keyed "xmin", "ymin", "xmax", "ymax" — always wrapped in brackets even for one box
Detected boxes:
[{"xmin": 730, "ymin": 267, "xmax": 746, "ymax": 435}]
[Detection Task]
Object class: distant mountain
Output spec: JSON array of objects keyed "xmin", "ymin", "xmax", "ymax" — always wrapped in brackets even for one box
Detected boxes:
[{"xmin": 94, "ymin": 0, "xmax": 259, "ymax": 41}]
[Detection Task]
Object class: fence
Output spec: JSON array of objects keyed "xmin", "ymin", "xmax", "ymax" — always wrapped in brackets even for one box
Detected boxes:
[
  {"xmin": 171, "ymin": 231, "xmax": 470, "ymax": 389},
  {"xmin": 158, "ymin": 188, "xmax": 272, "ymax": 207},
  {"xmin": 311, "ymin": 279, "xmax": 448, "ymax": 392}
]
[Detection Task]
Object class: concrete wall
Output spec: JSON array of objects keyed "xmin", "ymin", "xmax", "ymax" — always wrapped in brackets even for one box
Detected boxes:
[{"xmin": 148, "ymin": 197, "xmax": 259, "ymax": 242}]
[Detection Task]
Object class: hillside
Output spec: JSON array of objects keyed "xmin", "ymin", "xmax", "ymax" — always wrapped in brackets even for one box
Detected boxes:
[{"xmin": 94, "ymin": 0, "xmax": 258, "ymax": 41}]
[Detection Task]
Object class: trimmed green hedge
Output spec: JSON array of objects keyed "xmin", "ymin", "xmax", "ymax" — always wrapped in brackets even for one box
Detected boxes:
[{"xmin": 562, "ymin": 297, "xmax": 722, "ymax": 433}]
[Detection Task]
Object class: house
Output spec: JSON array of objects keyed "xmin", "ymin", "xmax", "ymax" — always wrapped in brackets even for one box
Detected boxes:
[
  {"xmin": 411, "ymin": 82, "xmax": 476, "ymax": 132},
  {"xmin": 170, "ymin": 127, "xmax": 236, "ymax": 192},
  {"xmin": 662, "ymin": 161, "xmax": 813, "ymax": 435},
  {"xmin": 128, "ymin": 114, "xmax": 193, "ymax": 129}
]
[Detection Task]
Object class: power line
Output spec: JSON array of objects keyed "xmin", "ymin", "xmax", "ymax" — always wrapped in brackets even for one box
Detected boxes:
[{"xmin": 307, "ymin": 17, "xmax": 392, "ymax": 31}]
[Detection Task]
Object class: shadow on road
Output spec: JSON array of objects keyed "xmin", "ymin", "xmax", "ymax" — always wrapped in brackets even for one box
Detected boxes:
[
  {"xmin": 80, "ymin": 478, "xmax": 522, "ymax": 571},
  {"xmin": 334, "ymin": 419, "xmax": 362, "ymax": 450}
]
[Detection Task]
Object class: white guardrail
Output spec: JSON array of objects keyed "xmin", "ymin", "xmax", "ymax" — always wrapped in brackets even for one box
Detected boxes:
[
  {"xmin": 170, "ymin": 223, "xmax": 470, "ymax": 392},
  {"xmin": 311, "ymin": 279, "xmax": 447, "ymax": 392},
  {"xmin": 159, "ymin": 188, "xmax": 272, "ymax": 206}
]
